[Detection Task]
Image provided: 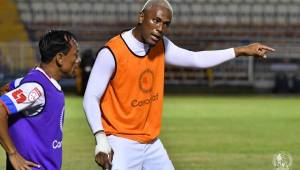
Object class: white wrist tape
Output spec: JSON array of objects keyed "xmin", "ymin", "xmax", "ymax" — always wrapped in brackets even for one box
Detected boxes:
[{"xmin": 95, "ymin": 132, "xmax": 112, "ymax": 155}]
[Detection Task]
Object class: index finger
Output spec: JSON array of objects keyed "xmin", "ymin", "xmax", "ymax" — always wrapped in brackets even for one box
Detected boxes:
[{"xmin": 258, "ymin": 45, "xmax": 275, "ymax": 52}]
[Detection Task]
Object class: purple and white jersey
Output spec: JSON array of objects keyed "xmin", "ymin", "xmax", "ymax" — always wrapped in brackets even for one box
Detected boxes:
[{"xmin": 0, "ymin": 67, "xmax": 65, "ymax": 170}]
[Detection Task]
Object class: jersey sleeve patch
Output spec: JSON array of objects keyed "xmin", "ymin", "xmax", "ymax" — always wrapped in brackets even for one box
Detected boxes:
[
  {"xmin": 28, "ymin": 87, "xmax": 42, "ymax": 102},
  {"xmin": 11, "ymin": 89, "xmax": 27, "ymax": 104},
  {"xmin": 1, "ymin": 82, "xmax": 45, "ymax": 115}
]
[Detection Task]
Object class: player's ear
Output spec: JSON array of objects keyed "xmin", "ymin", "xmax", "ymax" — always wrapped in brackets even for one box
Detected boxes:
[
  {"xmin": 55, "ymin": 52, "xmax": 64, "ymax": 67},
  {"xmin": 138, "ymin": 11, "xmax": 144, "ymax": 24}
]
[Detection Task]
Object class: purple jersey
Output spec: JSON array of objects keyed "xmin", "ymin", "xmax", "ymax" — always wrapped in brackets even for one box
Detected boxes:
[{"xmin": 7, "ymin": 69, "xmax": 64, "ymax": 169}]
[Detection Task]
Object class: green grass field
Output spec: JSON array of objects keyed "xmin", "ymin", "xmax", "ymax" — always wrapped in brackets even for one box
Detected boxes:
[{"xmin": 1, "ymin": 95, "xmax": 299, "ymax": 169}]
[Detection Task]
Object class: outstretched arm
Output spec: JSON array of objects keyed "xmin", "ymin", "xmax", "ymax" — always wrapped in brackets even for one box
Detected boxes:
[{"xmin": 164, "ymin": 37, "xmax": 275, "ymax": 68}]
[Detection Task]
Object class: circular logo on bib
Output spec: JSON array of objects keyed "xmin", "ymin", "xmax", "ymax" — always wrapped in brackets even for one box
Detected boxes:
[{"xmin": 139, "ymin": 69, "xmax": 154, "ymax": 93}]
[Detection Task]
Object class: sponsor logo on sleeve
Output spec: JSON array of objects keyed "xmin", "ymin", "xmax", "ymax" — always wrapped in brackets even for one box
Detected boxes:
[
  {"xmin": 12, "ymin": 89, "xmax": 26, "ymax": 104},
  {"xmin": 28, "ymin": 87, "xmax": 42, "ymax": 102}
]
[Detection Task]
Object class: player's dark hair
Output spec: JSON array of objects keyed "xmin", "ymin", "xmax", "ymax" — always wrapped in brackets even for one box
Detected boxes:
[{"xmin": 39, "ymin": 30, "xmax": 77, "ymax": 63}]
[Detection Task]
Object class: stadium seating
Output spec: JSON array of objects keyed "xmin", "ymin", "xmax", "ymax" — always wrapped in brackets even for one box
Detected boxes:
[
  {"xmin": 4, "ymin": 0, "xmax": 300, "ymax": 90},
  {"xmin": 0, "ymin": 0, "xmax": 36, "ymax": 84},
  {"xmin": 14, "ymin": 0, "xmax": 300, "ymax": 25}
]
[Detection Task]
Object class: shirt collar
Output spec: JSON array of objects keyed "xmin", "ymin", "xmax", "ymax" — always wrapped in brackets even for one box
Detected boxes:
[
  {"xmin": 121, "ymin": 29, "xmax": 150, "ymax": 55},
  {"xmin": 35, "ymin": 67, "xmax": 62, "ymax": 91}
]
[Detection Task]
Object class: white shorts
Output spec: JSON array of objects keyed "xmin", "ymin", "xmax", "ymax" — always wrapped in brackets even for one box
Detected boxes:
[{"xmin": 108, "ymin": 135, "xmax": 175, "ymax": 170}]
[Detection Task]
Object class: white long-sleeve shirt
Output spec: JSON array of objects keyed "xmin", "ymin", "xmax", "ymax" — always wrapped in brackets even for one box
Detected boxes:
[{"xmin": 83, "ymin": 29, "xmax": 235, "ymax": 134}]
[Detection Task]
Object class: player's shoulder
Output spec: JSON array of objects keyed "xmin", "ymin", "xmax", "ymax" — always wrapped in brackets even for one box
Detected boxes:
[
  {"xmin": 11, "ymin": 77, "xmax": 24, "ymax": 89},
  {"xmin": 18, "ymin": 70, "xmax": 44, "ymax": 91},
  {"xmin": 22, "ymin": 69, "xmax": 45, "ymax": 82},
  {"xmin": 105, "ymin": 33, "xmax": 123, "ymax": 46},
  {"xmin": 21, "ymin": 68, "xmax": 61, "ymax": 91},
  {"xmin": 15, "ymin": 82, "xmax": 44, "ymax": 98},
  {"xmin": 9, "ymin": 75, "xmax": 43, "ymax": 95},
  {"xmin": 0, "ymin": 81, "xmax": 45, "ymax": 115}
]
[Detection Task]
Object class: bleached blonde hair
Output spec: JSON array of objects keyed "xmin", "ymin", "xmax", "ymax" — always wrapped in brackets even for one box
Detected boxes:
[{"xmin": 141, "ymin": 0, "xmax": 173, "ymax": 16}]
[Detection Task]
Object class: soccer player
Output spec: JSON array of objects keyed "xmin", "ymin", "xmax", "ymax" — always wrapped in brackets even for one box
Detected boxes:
[
  {"xmin": 0, "ymin": 30, "xmax": 80, "ymax": 170},
  {"xmin": 83, "ymin": 0, "xmax": 275, "ymax": 169}
]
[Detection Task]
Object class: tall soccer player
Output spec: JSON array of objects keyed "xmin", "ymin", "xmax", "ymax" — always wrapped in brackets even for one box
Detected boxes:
[
  {"xmin": 83, "ymin": 0, "xmax": 275, "ymax": 169},
  {"xmin": 0, "ymin": 30, "xmax": 80, "ymax": 170}
]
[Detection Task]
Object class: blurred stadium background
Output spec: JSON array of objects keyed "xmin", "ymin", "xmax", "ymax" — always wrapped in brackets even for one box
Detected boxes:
[
  {"xmin": 1, "ymin": 0, "xmax": 300, "ymax": 92},
  {"xmin": 0, "ymin": 0, "xmax": 299, "ymax": 169}
]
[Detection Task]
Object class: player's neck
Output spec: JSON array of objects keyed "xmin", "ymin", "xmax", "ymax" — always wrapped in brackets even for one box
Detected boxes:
[
  {"xmin": 132, "ymin": 27, "xmax": 145, "ymax": 44},
  {"xmin": 39, "ymin": 63, "xmax": 62, "ymax": 81}
]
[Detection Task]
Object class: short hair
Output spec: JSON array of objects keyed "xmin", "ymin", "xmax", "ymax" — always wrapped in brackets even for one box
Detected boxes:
[
  {"xmin": 39, "ymin": 30, "xmax": 77, "ymax": 63},
  {"xmin": 141, "ymin": 0, "xmax": 173, "ymax": 16}
]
